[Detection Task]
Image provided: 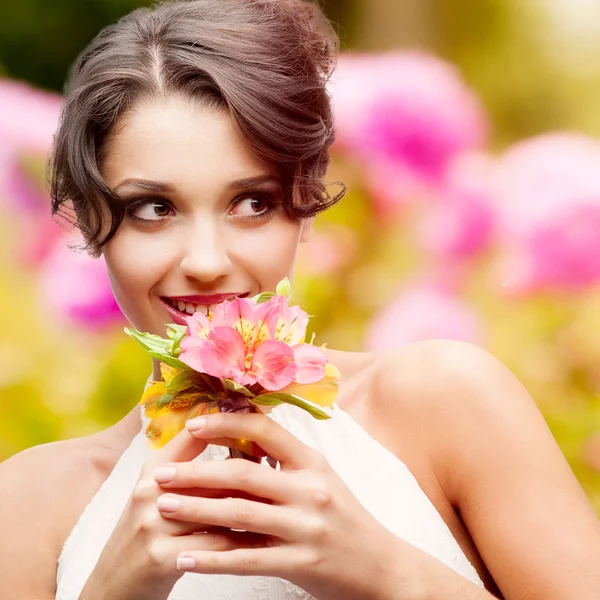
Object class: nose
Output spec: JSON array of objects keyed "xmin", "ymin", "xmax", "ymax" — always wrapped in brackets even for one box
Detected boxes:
[{"xmin": 179, "ymin": 218, "xmax": 233, "ymax": 284}]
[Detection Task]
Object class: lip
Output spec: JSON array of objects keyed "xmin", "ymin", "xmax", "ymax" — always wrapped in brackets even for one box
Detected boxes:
[
  {"xmin": 161, "ymin": 299, "xmax": 191, "ymax": 326},
  {"xmin": 159, "ymin": 293, "xmax": 250, "ymax": 326},
  {"xmin": 166, "ymin": 293, "xmax": 249, "ymax": 305}
]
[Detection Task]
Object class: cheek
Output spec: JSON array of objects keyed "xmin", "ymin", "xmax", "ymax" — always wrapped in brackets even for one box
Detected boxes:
[
  {"xmin": 102, "ymin": 229, "xmax": 173, "ymax": 326},
  {"xmin": 231, "ymin": 218, "xmax": 302, "ymax": 281}
]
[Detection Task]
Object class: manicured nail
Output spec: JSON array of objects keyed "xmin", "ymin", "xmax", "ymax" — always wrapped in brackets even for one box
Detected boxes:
[
  {"xmin": 153, "ymin": 466, "xmax": 176, "ymax": 483},
  {"xmin": 186, "ymin": 416, "xmax": 207, "ymax": 432},
  {"xmin": 157, "ymin": 495, "xmax": 181, "ymax": 512},
  {"xmin": 177, "ymin": 556, "xmax": 197, "ymax": 571}
]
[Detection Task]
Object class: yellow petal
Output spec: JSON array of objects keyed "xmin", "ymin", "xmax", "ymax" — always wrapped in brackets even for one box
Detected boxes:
[
  {"xmin": 280, "ymin": 363, "xmax": 340, "ymax": 407},
  {"xmin": 160, "ymin": 363, "xmax": 181, "ymax": 384},
  {"xmin": 145, "ymin": 403, "xmax": 208, "ymax": 449},
  {"xmin": 140, "ymin": 382, "xmax": 168, "ymax": 417}
]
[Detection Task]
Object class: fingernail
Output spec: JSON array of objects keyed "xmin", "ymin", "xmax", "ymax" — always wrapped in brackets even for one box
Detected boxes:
[
  {"xmin": 177, "ymin": 556, "xmax": 197, "ymax": 571},
  {"xmin": 157, "ymin": 495, "xmax": 181, "ymax": 512},
  {"xmin": 154, "ymin": 466, "xmax": 176, "ymax": 483},
  {"xmin": 186, "ymin": 416, "xmax": 206, "ymax": 432}
]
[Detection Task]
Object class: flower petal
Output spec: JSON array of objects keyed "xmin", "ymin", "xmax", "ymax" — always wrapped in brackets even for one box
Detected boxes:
[
  {"xmin": 279, "ymin": 363, "xmax": 340, "ymax": 407},
  {"xmin": 212, "ymin": 297, "xmax": 273, "ymax": 350},
  {"xmin": 159, "ymin": 363, "xmax": 181, "ymax": 384},
  {"xmin": 178, "ymin": 336, "xmax": 209, "ymax": 372},
  {"xmin": 292, "ymin": 343, "xmax": 328, "ymax": 384},
  {"xmin": 268, "ymin": 296, "xmax": 309, "ymax": 345},
  {"xmin": 252, "ymin": 339, "xmax": 297, "ymax": 391},
  {"xmin": 181, "ymin": 326, "xmax": 253, "ymax": 384},
  {"xmin": 140, "ymin": 381, "xmax": 168, "ymax": 418},
  {"xmin": 146, "ymin": 402, "xmax": 209, "ymax": 449},
  {"xmin": 185, "ymin": 311, "xmax": 211, "ymax": 338}
]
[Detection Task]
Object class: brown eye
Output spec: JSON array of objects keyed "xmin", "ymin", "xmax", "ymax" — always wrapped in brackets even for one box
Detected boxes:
[
  {"xmin": 230, "ymin": 196, "xmax": 272, "ymax": 217},
  {"xmin": 129, "ymin": 200, "xmax": 173, "ymax": 221}
]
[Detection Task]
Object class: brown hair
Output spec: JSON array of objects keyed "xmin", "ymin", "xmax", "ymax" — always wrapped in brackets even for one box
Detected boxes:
[{"xmin": 49, "ymin": 0, "xmax": 344, "ymax": 256}]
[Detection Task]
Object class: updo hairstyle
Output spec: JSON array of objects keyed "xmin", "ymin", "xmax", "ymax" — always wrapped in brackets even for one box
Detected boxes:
[{"xmin": 49, "ymin": 0, "xmax": 344, "ymax": 255}]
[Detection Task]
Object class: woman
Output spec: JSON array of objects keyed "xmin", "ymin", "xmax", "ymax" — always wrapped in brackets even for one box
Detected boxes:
[{"xmin": 2, "ymin": 1, "xmax": 599, "ymax": 598}]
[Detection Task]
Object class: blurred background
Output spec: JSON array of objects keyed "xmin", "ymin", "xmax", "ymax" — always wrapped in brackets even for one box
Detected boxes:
[{"xmin": 2, "ymin": 0, "xmax": 600, "ymax": 513}]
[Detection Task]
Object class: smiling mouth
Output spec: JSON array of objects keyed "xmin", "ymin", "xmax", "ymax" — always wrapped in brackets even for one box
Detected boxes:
[{"xmin": 161, "ymin": 293, "xmax": 250, "ymax": 317}]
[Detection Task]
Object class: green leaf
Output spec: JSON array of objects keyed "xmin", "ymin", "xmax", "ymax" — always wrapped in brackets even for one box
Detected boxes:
[
  {"xmin": 167, "ymin": 370, "xmax": 206, "ymax": 394},
  {"xmin": 125, "ymin": 328, "xmax": 173, "ymax": 355},
  {"xmin": 222, "ymin": 378, "xmax": 255, "ymax": 397},
  {"xmin": 252, "ymin": 291, "xmax": 276, "ymax": 304},
  {"xmin": 166, "ymin": 324, "xmax": 188, "ymax": 356},
  {"xmin": 197, "ymin": 373, "xmax": 222, "ymax": 392},
  {"xmin": 125, "ymin": 327, "xmax": 190, "ymax": 370},
  {"xmin": 252, "ymin": 393, "xmax": 331, "ymax": 420},
  {"xmin": 147, "ymin": 352, "xmax": 190, "ymax": 372},
  {"xmin": 166, "ymin": 323, "xmax": 188, "ymax": 339},
  {"xmin": 158, "ymin": 393, "xmax": 175, "ymax": 409}
]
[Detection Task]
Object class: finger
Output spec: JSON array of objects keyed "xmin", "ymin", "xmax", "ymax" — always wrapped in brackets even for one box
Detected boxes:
[
  {"xmin": 156, "ymin": 528, "xmax": 272, "ymax": 562},
  {"xmin": 186, "ymin": 413, "xmax": 321, "ymax": 470},
  {"xmin": 154, "ymin": 458, "xmax": 298, "ymax": 504},
  {"xmin": 156, "ymin": 494, "xmax": 309, "ymax": 539},
  {"xmin": 155, "ymin": 487, "xmax": 271, "ymax": 536},
  {"xmin": 143, "ymin": 427, "xmax": 209, "ymax": 473},
  {"xmin": 164, "ymin": 485, "xmax": 270, "ymax": 503},
  {"xmin": 210, "ymin": 436, "xmax": 267, "ymax": 458},
  {"xmin": 174, "ymin": 546, "xmax": 302, "ymax": 579}
]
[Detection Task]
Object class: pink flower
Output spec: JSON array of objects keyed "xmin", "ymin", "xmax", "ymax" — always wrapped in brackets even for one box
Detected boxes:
[
  {"xmin": 0, "ymin": 79, "xmax": 62, "ymax": 210},
  {"xmin": 0, "ymin": 79, "xmax": 62, "ymax": 152},
  {"xmin": 419, "ymin": 152, "xmax": 496, "ymax": 260},
  {"xmin": 37, "ymin": 239, "xmax": 123, "ymax": 330},
  {"xmin": 179, "ymin": 296, "xmax": 327, "ymax": 391},
  {"xmin": 0, "ymin": 80, "xmax": 67, "ymax": 267},
  {"xmin": 364, "ymin": 283, "xmax": 484, "ymax": 350},
  {"xmin": 491, "ymin": 133, "xmax": 600, "ymax": 293},
  {"xmin": 329, "ymin": 52, "xmax": 489, "ymax": 211},
  {"xmin": 296, "ymin": 226, "xmax": 359, "ymax": 276}
]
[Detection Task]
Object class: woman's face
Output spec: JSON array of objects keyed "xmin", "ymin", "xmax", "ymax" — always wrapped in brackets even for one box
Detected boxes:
[{"xmin": 101, "ymin": 96, "xmax": 311, "ymax": 335}]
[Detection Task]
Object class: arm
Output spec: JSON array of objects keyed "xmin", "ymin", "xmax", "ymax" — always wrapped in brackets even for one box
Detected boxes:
[
  {"xmin": 382, "ymin": 340, "xmax": 600, "ymax": 600},
  {"xmin": 0, "ymin": 440, "xmax": 94, "ymax": 599}
]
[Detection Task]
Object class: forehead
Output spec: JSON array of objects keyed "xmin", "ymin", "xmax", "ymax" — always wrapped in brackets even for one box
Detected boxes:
[{"xmin": 101, "ymin": 95, "xmax": 275, "ymax": 189}]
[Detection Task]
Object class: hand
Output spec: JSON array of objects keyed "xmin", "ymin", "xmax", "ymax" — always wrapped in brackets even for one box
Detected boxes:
[
  {"xmin": 80, "ymin": 427, "xmax": 268, "ymax": 600},
  {"xmin": 154, "ymin": 412, "xmax": 403, "ymax": 600}
]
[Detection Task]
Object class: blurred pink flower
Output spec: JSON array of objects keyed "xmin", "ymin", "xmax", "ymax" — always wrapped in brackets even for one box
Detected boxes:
[
  {"xmin": 0, "ymin": 79, "xmax": 61, "ymax": 206},
  {"xmin": 365, "ymin": 283, "xmax": 483, "ymax": 350},
  {"xmin": 492, "ymin": 133, "xmax": 600, "ymax": 294},
  {"xmin": 0, "ymin": 80, "xmax": 68, "ymax": 268},
  {"xmin": 329, "ymin": 52, "xmax": 489, "ymax": 211},
  {"xmin": 296, "ymin": 225, "xmax": 359, "ymax": 276},
  {"xmin": 37, "ymin": 240, "xmax": 123, "ymax": 330},
  {"xmin": 419, "ymin": 152, "xmax": 496, "ymax": 260},
  {"xmin": 0, "ymin": 79, "xmax": 62, "ymax": 152}
]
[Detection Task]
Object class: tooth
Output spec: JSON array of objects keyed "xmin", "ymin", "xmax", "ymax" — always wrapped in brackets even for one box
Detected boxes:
[
  {"xmin": 208, "ymin": 304, "xmax": 216, "ymax": 314},
  {"xmin": 177, "ymin": 300, "xmax": 186, "ymax": 312},
  {"xmin": 194, "ymin": 304, "xmax": 203, "ymax": 314},
  {"xmin": 185, "ymin": 303, "xmax": 195, "ymax": 315},
  {"xmin": 200, "ymin": 305, "xmax": 208, "ymax": 316}
]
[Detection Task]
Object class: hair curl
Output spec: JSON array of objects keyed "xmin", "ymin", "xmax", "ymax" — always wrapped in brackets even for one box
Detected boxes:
[{"xmin": 48, "ymin": 0, "xmax": 344, "ymax": 255}]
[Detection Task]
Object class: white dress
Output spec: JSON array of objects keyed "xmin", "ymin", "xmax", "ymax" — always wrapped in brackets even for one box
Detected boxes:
[{"xmin": 56, "ymin": 402, "xmax": 484, "ymax": 599}]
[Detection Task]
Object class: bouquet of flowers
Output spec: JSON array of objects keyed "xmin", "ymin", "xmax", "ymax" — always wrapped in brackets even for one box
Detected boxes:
[{"xmin": 125, "ymin": 279, "xmax": 339, "ymax": 460}]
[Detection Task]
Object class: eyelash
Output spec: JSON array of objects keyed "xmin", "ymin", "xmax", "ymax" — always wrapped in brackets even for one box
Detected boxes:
[{"xmin": 123, "ymin": 191, "xmax": 279, "ymax": 225}]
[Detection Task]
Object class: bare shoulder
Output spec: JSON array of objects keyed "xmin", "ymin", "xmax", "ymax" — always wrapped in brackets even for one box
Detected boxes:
[
  {"xmin": 0, "ymin": 432, "xmax": 123, "ymax": 598},
  {"xmin": 368, "ymin": 338, "xmax": 578, "ymax": 497},
  {"xmin": 367, "ymin": 340, "xmax": 600, "ymax": 599}
]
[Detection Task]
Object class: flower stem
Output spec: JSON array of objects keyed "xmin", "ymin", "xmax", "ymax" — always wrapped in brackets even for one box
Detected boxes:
[{"xmin": 218, "ymin": 394, "xmax": 261, "ymax": 462}]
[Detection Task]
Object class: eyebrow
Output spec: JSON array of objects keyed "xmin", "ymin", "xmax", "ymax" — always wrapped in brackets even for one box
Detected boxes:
[{"xmin": 113, "ymin": 174, "xmax": 280, "ymax": 194}]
